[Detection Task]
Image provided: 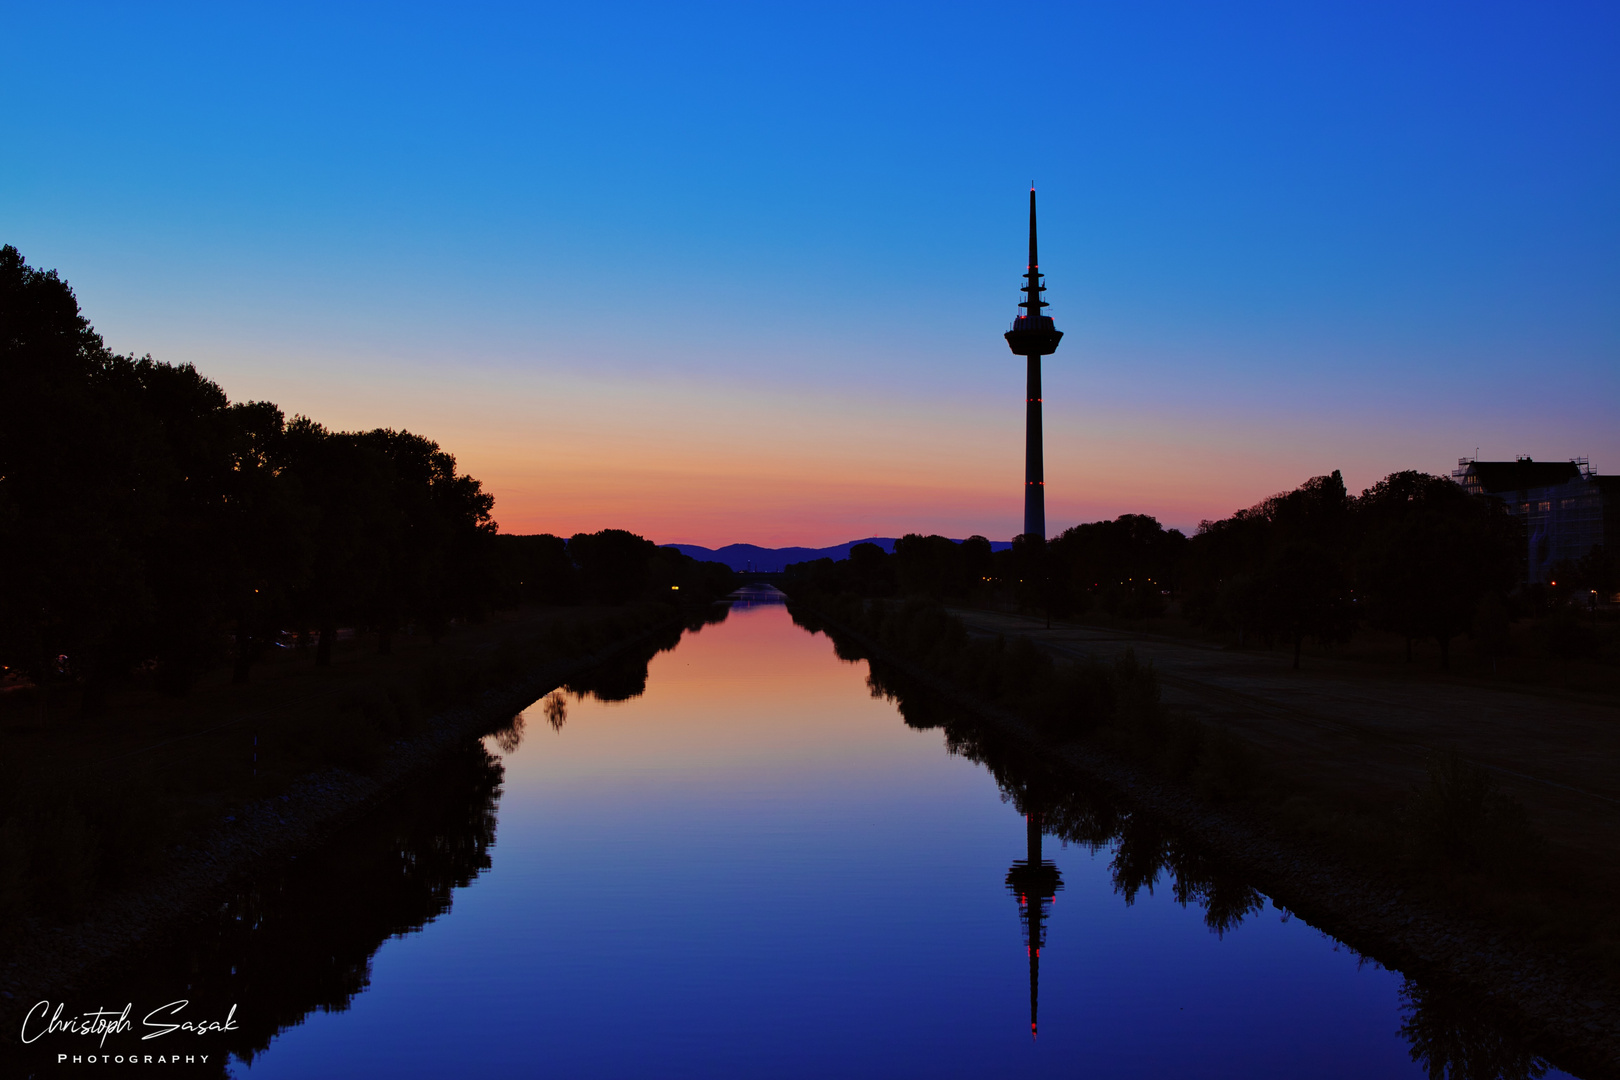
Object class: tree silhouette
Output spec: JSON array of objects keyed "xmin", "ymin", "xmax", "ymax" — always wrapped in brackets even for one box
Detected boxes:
[
  {"xmin": 1009, "ymin": 533, "xmax": 1070, "ymax": 626},
  {"xmin": 1, "ymin": 245, "xmax": 682, "ymax": 709},
  {"xmin": 1185, "ymin": 472, "xmax": 1356, "ymax": 666},
  {"xmin": 847, "ymin": 541, "xmax": 896, "ymax": 596},
  {"xmin": 894, "ymin": 533, "xmax": 983, "ymax": 598},
  {"xmin": 1357, "ymin": 471, "xmax": 1518, "ymax": 669},
  {"xmin": 0, "ymin": 245, "xmax": 163, "ymax": 703},
  {"xmin": 283, "ymin": 418, "xmax": 396, "ymax": 667},
  {"xmin": 1049, "ymin": 514, "xmax": 1185, "ymax": 619},
  {"xmin": 569, "ymin": 529, "xmax": 660, "ymax": 604},
  {"xmin": 492, "ymin": 533, "xmax": 579, "ymax": 608}
]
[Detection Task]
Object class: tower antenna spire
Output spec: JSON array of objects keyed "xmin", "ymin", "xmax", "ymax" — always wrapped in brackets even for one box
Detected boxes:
[
  {"xmin": 1004, "ymin": 188, "xmax": 1062, "ymax": 540},
  {"xmin": 1029, "ymin": 187, "xmax": 1038, "ymax": 271}
]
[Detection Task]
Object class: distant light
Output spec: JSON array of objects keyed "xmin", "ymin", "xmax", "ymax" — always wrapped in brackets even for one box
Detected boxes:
[{"xmin": 671, "ymin": 585, "xmax": 679, "ymax": 590}]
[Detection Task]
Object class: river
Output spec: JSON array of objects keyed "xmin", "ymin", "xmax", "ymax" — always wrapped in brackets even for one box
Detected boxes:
[{"xmin": 58, "ymin": 587, "xmax": 1574, "ymax": 1077}]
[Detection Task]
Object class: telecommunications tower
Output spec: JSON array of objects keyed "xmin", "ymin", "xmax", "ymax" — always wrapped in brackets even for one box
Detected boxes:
[{"xmin": 1003, "ymin": 188, "xmax": 1062, "ymax": 540}]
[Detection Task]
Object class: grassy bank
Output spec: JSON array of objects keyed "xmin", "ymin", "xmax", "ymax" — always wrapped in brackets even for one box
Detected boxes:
[{"xmin": 1045, "ymin": 599, "xmax": 1620, "ymax": 699}]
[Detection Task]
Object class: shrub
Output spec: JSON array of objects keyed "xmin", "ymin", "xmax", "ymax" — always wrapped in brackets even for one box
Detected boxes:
[
  {"xmin": 1191, "ymin": 728, "xmax": 1259, "ymax": 803},
  {"xmin": 0, "ymin": 818, "xmax": 29, "ymax": 930},
  {"xmin": 1401, "ymin": 754, "xmax": 1538, "ymax": 879},
  {"xmin": 1542, "ymin": 607, "xmax": 1598, "ymax": 660}
]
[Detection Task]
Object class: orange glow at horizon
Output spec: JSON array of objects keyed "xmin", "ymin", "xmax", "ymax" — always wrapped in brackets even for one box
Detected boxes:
[
  {"xmin": 201, "ymin": 353, "xmax": 1473, "ymax": 550},
  {"xmin": 492, "ymin": 602, "xmax": 942, "ymax": 783}
]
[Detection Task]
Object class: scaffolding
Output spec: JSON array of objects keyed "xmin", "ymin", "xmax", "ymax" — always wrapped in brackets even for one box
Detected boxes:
[{"xmin": 1451, "ymin": 457, "xmax": 1611, "ymax": 584}]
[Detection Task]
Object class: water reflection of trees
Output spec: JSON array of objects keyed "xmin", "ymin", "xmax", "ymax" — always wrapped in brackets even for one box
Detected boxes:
[
  {"xmin": 727, "ymin": 584, "xmax": 788, "ymax": 610},
  {"xmin": 5, "ymin": 604, "xmax": 739, "ymax": 1077},
  {"xmin": 559, "ymin": 602, "xmax": 730, "ymax": 704},
  {"xmin": 793, "ymin": 608, "xmax": 1553, "ymax": 1080},
  {"xmin": 543, "ymin": 690, "xmax": 568, "ymax": 731},
  {"xmin": 3, "ymin": 738, "xmax": 505, "ymax": 1078},
  {"xmin": 861, "ymin": 647, "xmax": 1265, "ymax": 939},
  {"xmin": 1399, "ymin": 980, "xmax": 1550, "ymax": 1080},
  {"xmin": 489, "ymin": 607, "xmax": 732, "ymax": 754}
]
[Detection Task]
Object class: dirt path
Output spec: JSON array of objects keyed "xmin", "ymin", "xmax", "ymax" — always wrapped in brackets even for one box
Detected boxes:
[{"xmin": 950, "ymin": 608, "xmax": 1620, "ymax": 872}]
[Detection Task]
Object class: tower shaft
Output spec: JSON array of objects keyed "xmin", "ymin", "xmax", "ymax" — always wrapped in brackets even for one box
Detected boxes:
[{"xmin": 1025, "ymin": 356, "xmax": 1044, "ymax": 540}]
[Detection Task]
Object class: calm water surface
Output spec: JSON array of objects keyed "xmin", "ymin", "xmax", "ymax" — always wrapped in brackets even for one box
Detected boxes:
[{"xmin": 220, "ymin": 590, "xmax": 1567, "ymax": 1078}]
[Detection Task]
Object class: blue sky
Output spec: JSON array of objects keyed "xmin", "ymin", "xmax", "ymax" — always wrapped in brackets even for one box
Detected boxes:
[{"xmin": 3, "ymin": 1, "xmax": 1616, "ymax": 543}]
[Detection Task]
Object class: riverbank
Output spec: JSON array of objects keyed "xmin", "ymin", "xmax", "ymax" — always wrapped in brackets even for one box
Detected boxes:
[
  {"xmin": 790, "ymin": 596, "xmax": 1620, "ymax": 1078},
  {"xmin": 949, "ymin": 605, "xmax": 1620, "ymax": 879},
  {"xmin": 0, "ymin": 602, "xmax": 698, "ymax": 1040}
]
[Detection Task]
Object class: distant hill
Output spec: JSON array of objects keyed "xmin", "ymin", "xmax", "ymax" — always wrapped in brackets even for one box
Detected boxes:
[{"xmin": 664, "ymin": 536, "xmax": 1012, "ymax": 573}]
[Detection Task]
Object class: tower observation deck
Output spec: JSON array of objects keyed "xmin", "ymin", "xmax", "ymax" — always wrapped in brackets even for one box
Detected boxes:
[{"xmin": 1004, "ymin": 188, "xmax": 1062, "ymax": 540}]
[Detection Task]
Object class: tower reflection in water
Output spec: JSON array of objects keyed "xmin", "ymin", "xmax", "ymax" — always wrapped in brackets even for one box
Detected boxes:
[
  {"xmin": 794, "ymin": 607, "xmax": 1566, "ymax": 1079},
  {"xmin": 1005, "ymin": 810, "xmax": 1063, "ymax": 1040}
]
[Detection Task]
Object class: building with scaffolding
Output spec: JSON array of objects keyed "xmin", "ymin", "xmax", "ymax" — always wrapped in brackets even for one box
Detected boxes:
[{"xmin": 1452, "ymin": 456, "xmax": 1620, "ymax": 584}]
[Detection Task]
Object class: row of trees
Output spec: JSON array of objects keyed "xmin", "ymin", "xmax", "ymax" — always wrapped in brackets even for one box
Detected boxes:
[
  {"xmin": 493, "ymin": 529, "xmax": 737, "ymax": 608},
  {"xmin": 785, "ymin": 469, "xmax": 1524, "ymax": 668},
  {"xmin": 0, "ymin": 244, "xmax": 503, "ymax": 698},
  {"xmin": 0, "ymin": 245, "xmax": 731, "ymax": 704},
  {"xmin": 1181, "ymin": 470, "xmax": 1519, "ymax": 667},
  {"xmin": 783, "ymin": 518, "xmax": 1190, "ymax": 622}
]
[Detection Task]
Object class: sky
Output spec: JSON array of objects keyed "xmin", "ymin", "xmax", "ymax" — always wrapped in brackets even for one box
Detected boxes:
[{"xmin": 2, "ymin": 1, "xmax": 1616, "ymax": 546}]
